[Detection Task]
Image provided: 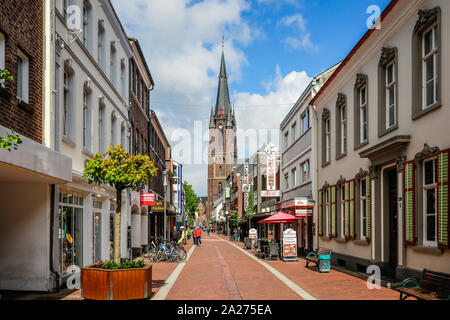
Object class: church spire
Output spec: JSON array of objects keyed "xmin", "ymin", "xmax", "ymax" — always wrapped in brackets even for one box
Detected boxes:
[{"xmin": 213, "ymin": 40, "xmax": 231, "ymax": 120}]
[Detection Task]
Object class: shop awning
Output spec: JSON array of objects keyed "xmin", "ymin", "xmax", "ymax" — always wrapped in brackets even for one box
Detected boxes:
[{"xmin": 258, "ymin": 212, "xmax": 299, "ymax": 224}]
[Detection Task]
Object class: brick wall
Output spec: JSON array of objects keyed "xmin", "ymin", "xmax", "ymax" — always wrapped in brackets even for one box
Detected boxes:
[{"xmin": 0, "ymin": 0, "xmax": 43, "ymax": 143}]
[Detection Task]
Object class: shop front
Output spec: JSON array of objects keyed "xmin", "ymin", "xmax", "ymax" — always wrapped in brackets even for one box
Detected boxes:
[{"xmin": 279, "ymin": 198, "xmax": 314, "ymax": 256}]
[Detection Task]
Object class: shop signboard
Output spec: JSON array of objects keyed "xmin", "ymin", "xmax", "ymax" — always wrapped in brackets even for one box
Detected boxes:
[
  {"xmin": 249, "ymin": 228, "xmax": 257, "ymax": 247},
  {"xmin": 140, "ymin": 193, "xmax": 155, "ymax": 206},
  {"xmin": 261, "ymin": 190, "xmax": 280, "ymax": 197},
  {"xmin": 295, "ymin": 208, "xmax": 313, "ymax": 217},
  {"xmin": 282, "ymin": 228, "xmax": 298, "ymax": 261}
]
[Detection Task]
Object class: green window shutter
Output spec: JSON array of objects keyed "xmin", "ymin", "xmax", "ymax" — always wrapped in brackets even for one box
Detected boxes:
[
  {"xmin": 318, "ymin": 189, "xmax": 323, "ymax": 237},
  {"xmin": 331, "ymin": 186, "xmax": 336, "ymax": 237},
  {"xmin": 349, "ymin": 180, "xmax": 355, "ymax": 239},
  {"xmin": 366, "ymin": 175, "xmax": 371, "ymax": 241},
  {"xmin": 344, "ymin": 181, "xmax": 350, "ymax": 239},
  {"xmin": 403, "ymin": 161, "xmax": 415, "ymax": 246},
  {"xmin": 437, "ymin": 150, "xmax": 449, "ymax": 249}
]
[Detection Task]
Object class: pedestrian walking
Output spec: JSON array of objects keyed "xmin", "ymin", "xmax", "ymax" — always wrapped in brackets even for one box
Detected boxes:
[
  {"xmin": 198, "ymin": 226, "xmax": 203, "ymax": 246},
  {"xmin": 171, "ymin": 226, "xmax": 179, "ymax": 243},
  {"xmin": 186, "ymin": 227, "xmax": 191, "ymax": 241},
  {"xmin": 207, "ymin": 226, "xmax": 210, "ymax": 236},
  {"xmin": 214, "ymin": 226, "xmax": 216, "ymax": 233},
  {"xmin": 193, "ymin": 226, "xmax": 199, "ymax": 245}
]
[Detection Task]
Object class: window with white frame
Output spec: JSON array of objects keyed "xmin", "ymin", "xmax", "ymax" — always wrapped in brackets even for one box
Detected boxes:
[
  {"xmin": 63, "ymin": 72, "xmax": 70, "ymax": 138},
  {"xmin": 360, "ymin": 178, "xmax": 367, "ymax": 239},
  {"xmin": 423, "ymin": 157, "xmax": 438, "ymax": 247},
  {"xmin": 340, "ymin": 104, "xmax": 347, "ymax": 154},
  {"xmin": 291, "ymin": 122, "xmax": 297, "ymax": 144},
  {"xmin": 110, "ymin": 42, "xmax": 117, "ymax": 86},
  {"xmin": 284, "ymin": 172, "xmax": 289, "ymax": 190},
  {"xmin": 98, "ymin": 103, "xmax": 105, "ymax": 153},
  {"xmin": 0, "ymin": 33, "xmax": 5, "ymax": 87},
  {"xmin": 82, "ymin": 1, "xmax": 91, "ymax": 50},
  {"xmin": 17, "ymin": 50, "xmax": 29, "ymax": 103},
  {"xmin": 120, "ymin": 60, "xmax": 126, "ymax": 99},
  {"xmin": 422, "ymin": 24, "xmax": 438, "ymax": 109},
  {"xmin": 301, "ymin": 109, "xmax": 309, "ymax": 134},
  {"xmin": 62, "ymin": 0, "xmax": 68, "ymax": 21},
  {"xmin": 291, "ymin": 167, "xmax": 297, "ymax": 187},
  {"xmin": 83, "ymin": 92, "xmax": 88, "ymax": 149},
  {"xmin": 111, "ymin": 112, "xmax": 116, "ymax": 146},
  {"xmin": 360, "ymin": 85, "xmax": 368, "ymax": 143},
  {"xmin": 97, "ymin": 25, "xmax": 105, "ymax": 70},
  {"xmin": 301, "ymin": 160, "xmax": 309, "ymax": 183},
  {"xmin": 386, "ymin": 61, "xmax": 396, "ymax": 128},
  {"xmin": 325, "ymin": 118, "xmax": 331, "ymax": 163},
  {"xmin": 284, "ymin": 131, "xmax": 289, "ymax": 149},
  {"xmin": 121, "ymin": 123, "xmax": 126, "ymax": 148},
  {"xmin": 340, "ymin": 185, "xmax": 345, "ymax": 237}
]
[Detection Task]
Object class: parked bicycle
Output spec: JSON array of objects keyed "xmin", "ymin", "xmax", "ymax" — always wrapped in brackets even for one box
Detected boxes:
[{"xmin": 148, "ymin": 238, "xmax": 186, "ymax": 263}]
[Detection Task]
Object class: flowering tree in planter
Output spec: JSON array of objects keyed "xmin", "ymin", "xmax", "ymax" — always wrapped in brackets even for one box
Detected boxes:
[{"xmin": 83, "ymin": 145, "xmax": 157, "ymax": 264}]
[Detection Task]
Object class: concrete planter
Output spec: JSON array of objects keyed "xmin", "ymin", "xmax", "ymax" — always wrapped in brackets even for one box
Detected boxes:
[{"xmin": 81, "ymin": 264, "xmax": 152, "ymax": 300}]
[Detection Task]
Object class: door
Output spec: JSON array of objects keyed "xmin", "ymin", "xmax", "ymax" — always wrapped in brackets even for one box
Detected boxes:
[
  {"xmin": 109, "ymin": 213, "xmax": 115, "ymax": 260},
  {"xmin": 93, "ymin": 212, "xmax": 102, "ymax": 263},
  {"xmin": 388, "ymin": 169, "xmax": 398, "ymax": 269},
  {"xmin": 307, "ymin": 216, "xmax": 313, "ymax": 253}
]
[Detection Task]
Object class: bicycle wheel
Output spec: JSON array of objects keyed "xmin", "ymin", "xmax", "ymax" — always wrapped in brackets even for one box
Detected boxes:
[{"xmin": 175, "ymin": 247, "xmax": 187, "ymax": 262}]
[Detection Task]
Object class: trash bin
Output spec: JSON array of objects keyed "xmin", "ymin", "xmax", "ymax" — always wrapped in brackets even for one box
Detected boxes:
[{"xmin": 318, "ymin": 254, "xmax": 331, "ymax": 273}]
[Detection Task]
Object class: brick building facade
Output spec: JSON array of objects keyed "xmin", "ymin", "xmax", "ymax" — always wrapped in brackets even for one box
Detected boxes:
[{"xmin": 0, "ymin": 0, "xmax": 43, "ymax": 142}]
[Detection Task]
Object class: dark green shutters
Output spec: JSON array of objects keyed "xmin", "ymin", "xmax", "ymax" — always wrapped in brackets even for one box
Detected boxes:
[
  {"xmin": 437, "ymin": 149, "xmax": 449, "ymax": 249},
  {"xmin": 403, "ymin": 161, "xmax": 415, "ymax": 246}
]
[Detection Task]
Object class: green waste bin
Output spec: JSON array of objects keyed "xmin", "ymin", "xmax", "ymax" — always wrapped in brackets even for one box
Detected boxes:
[{"xmin": 318, "ymin": 254, "xmax": 331, "ymax": 273}]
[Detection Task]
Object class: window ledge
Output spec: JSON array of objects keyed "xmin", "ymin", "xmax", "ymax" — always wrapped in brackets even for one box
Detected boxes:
[
  {"xmin": 62, "ymin": 136, "xmax": 76, "ymax": 148},
  {"xmin": 336, "ymin": 152, "xmax": 347, "ymax": 161},
  {"xmin": 321, "ymin": 161, "xmax": 331, "ymax": 168},
  {"xmin": 335, "ymin": 237, "xmax": 347, "ymax": 243},
  {"xmin": 17, "ymin": 99, "xmax": 34, "ymax": 114},
  {"xmin": 82, "ymin": 148, "xmax": 94, "ymax": 158},
  {"xmin": 412, "ymin": 102, "xmax": 442, "ymax": 121},
  {"xmin": 354, "ymin": 140, "xmax": 369, "ymax": 151},
  {"xmin": 378, "ymin": 124, "xmax": 398, "ymax": 138},
  {"xmin": 354, "ymin": 239, "xmax": 370, "ymax": 246},
  {"xmin": 321, "ymin": 236, "xmax": 332, "ymax": 241},
  {"xmin": 411, "ymin": 246, "xmax": 443, "ymax": 255}
]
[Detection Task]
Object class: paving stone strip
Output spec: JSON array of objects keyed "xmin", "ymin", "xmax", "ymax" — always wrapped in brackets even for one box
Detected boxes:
[
  {"xmin": 213, "ymin": 235, "xmax": 317, "ymax": 300},
  {"xmin": 214, "ymin": 245, "xmax": 243, "ymax": 300}
]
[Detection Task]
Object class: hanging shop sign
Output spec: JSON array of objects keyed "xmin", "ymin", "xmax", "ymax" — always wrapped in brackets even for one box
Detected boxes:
[
  {"xmin": 249, "ymin": 228, "xmax": 257, "ymax": 247},
  {"xmin": 151, "ymin": 201, "xmax": 164, "ymax": 212},
  {"xmin": 266, "ymin": 157, "xmax": 276, "ymax": 191},
  {"xmin": 295, "ymin": 208, "xmax": 313, "ymax": 217},
  {"xmin": 140, "ymin": 193, "xmax": 155, "ymax": 206},
  {"xmin": 261, "ymin": 190, "xmax": 280, "ymax": 197},
  {"xmin": 282, "ymin": 228, "xmax": 298, "ymax": 261}
]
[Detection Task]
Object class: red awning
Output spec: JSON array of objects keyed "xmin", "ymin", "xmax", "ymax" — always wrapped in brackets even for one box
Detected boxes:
[{"xmin": 257, "ymin": 212, "xmax": 299, "ymax": 224}]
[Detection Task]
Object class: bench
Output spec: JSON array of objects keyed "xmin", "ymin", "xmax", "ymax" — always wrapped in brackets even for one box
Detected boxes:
[
  {"xmin": 398, "ymin": 269, "xmax": 450, "ymax": 300},
  {"xmin": 305, "ymin": 248, "xmax": 331, "ymax": 272}
]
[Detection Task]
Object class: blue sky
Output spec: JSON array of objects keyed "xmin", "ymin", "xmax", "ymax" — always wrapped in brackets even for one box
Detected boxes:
[{"xmin": 111, "ymin": 0, "xmax": 392, "ymax": 196}]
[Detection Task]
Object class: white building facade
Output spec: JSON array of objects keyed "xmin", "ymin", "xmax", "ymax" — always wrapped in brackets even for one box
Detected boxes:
[{"xmin": 54, "ymin": 0, "xmax": 133, "ymax": 278}]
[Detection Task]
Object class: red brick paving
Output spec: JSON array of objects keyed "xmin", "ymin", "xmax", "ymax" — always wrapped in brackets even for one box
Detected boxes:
[{"xmin": 58, "ymin": 233, "xmax": 399, "ymax": 300}]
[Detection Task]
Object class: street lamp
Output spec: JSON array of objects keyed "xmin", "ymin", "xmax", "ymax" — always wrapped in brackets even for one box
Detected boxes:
[{"xmin": 163, "ymin": 169, "xmax": 168, "ymax": 242}]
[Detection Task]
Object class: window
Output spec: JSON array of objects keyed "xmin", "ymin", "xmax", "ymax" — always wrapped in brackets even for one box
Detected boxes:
[
  {"xmin": 360, "ymin": 86, "xmax": 368, "ymax": 143},
  {"xmin": 386, "ymin": 62, "xmax": 396, "ymax": 128},
  {"xmin": 97, "ymin": 24, "xmax": 105, "ymax": 70},
  {"xmin": 110, "ymin": 42, "xmax": 117, "ymax": 86},
  {"xmin": 63, "ymin": 72, "xmax": 69, "ymax": 138},
  {"xmin": 98, "ymin": 103, "xmax": 105, "ymax": 153},
  {"xmin": 82, "ymin": 1, "xmax": 91, "ymax": 51},
  {"xmin": 340, "ymin": 185, "xmax": 345, "ymax": 238},
  {"xmin": 325, "ymin": 118, "xmax": 330, "ymax": 163},
  {"xmin": 59, "ymin": 188, "xmax": 83, "ymax": 274},
  {"xmin": 339, "ymin": 103, "xmax": 347, "ymax": 156},
  {"xmin": 291, "ymin": 167, "xmax": 297, "ymax": 187},
  {"xmin": 120, "ymin": 60, "xmax": 126, "ymax": 99},
  {"xmin": 83, "ymin": 92, "xmax": 88, "ymax": 148},
  {"xmin": 301, "ymin": 160, "xmax": 309, "ymax": 183},
  {"xmin": 412, "ymin": 7, "xmax": 441, "ymax": 119},
  {"xmin": 324, "ymin": 189, "xmax": 330, "ymax": 237},
  {"xmin": 360, "ymin": 178, "xmax": 367, "ymax": 239},
  {"xmin": 423, "ymin": 157, "xmax": 438, "ymax": 247},
  {"xmin": 111, "ymin": 112, "xmax": 117, "ymax": 146},
  {"xmin": 291, "ymin": 122, "xmax": 297, "ymax": 144},
  {"xmin": 218, "ymin": 182, "xmax": 223, "ymax": 196},
  {"xmin": 17, "ymin": 50, "xmax": 29, "ymax": 103},
  {"xmin": 121, "ymin": 123, "xmax": 126, "ymax": 148},
  {"xmin": 284, "ymin": 172, "xmax": 289, "ymax": 190},
  {"xmin": 422, "ymin": 25, "xmax": 438, "ymax": 109},
  {"xmin": 301, "ymin": 109, "xmax": 310, "ymax": 134},
  {"xmin": 284, "ymin": 131, "xmax": 289, "ymax": 149},
  {"xmin": 0, "ymin": 33, "xmax": 5, "ymax": 82},
  {"xmin": 62, "ymin": 0, "xmax": 68, "ymax": 20}
]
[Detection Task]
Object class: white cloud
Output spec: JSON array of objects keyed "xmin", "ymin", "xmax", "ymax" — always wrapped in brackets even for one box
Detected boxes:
[
  {"xmin": 278, "ymin": 13, "xmax": 318, "ymax": 52},
  {"xmin": 279, "ymin": 13, "xmax": 306, "ymax": 32}
]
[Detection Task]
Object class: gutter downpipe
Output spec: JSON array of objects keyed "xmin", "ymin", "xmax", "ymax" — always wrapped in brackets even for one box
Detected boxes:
[
  {"xmin": 310, "ymin": 95, "xmax": 319, "ymax": 251},
  {"xmin": 49, "ymin": 0, "xmax": 61, "ymax": 291}
]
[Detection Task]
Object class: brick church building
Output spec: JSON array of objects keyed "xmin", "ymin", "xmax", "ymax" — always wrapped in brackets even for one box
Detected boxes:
[{"xmin": 207, "ymin": 49, "xmax": 237, "ymax": 217}]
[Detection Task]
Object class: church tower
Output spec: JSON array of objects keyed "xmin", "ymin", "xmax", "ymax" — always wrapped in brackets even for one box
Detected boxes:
[{"xmin": 207, "ymin": 47, "xmax": 237, "ymax": 218}]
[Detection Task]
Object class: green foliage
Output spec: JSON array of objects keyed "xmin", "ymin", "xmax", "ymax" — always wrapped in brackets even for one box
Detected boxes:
[
  {"xmin": 93, "ymin": 259, "xmax": 145, "ymax": 269},
  {"xmin": 0, "ymin": 69, "xmax": 22, "ymax": 152},
  {"xmin": 183, "ymin": 181, "xmax": 198, "ymax": 220},
  {"xmin": 244, "ymin": 192, "xmax": 256, "ymax": 219},
  {"xmin": 232, "ymin": 210, "xmax": 238, "ymax": 229},
  {"xmin": 0, "ymin": 128, "xmax": 22, "ymax": 151},
  {"xmin": 83, "ymin": 145, "xmax": 158, "ymax": 192},
  {"xmin": 0, "ymin": 69, "xmax": 13, "ymax": 88}
]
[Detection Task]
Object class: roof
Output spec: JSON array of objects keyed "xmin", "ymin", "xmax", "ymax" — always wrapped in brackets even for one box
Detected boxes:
[
  {"xmin": 129, "ymin": 37, "xmax": 155, "ymax": 87},
  {"xmin": 309, "ymin": 0, "xmax": 400, "ymax": 107}
]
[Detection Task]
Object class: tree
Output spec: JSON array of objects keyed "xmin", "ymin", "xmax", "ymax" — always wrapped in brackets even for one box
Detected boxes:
[
  {"xmin": 183, "ymin": 181, "xmax": 198, "ymax": 224},
  {"xmin": 245, "ymin": 191, "xmax": 256, "ymax": 229},
  {"xmin": 83, "ymin": 145, "xmax": 157, "ymax": 263},
  {"xmin": 0, "ymin": 69, "xmax": 22, "ymax": 151}
]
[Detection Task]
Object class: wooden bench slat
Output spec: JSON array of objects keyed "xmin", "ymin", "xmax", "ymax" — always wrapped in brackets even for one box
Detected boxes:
[{"xmin": 399, "ymin": 269, "xmax": 450, "ymax": 300}]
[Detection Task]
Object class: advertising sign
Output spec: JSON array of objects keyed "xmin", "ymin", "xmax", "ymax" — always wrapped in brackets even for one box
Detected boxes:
[
  {"xmin": 261, "ymin": 190, "xmax": 280, "ymax": 197},
  {"xmin": 266, "ymin": 157, "xmax": 276, "ymax": 191},
  {"xmin": 282, "ymin": 228, "xmax": 298, "ymax": 261},
  {"xmin": 140, "ymin": 193, "xmax": 155, "ymax": 206},
  {"xmin": 295, "ymin": 208, "xmax": 313, "ymax": 217},
  {"xmin": 249, "ymin": 228, "xmax": 257, "ymax": 248}
]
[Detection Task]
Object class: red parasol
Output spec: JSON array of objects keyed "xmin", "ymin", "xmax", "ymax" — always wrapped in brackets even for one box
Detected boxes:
[{"xmin": 257, "ymin": 212, "xmax": 299, "ymax": 224}]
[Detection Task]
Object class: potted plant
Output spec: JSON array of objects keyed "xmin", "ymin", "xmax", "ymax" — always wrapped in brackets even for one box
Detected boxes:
[{"xmin": 82, "ymin": 145, "xmax": 157, "ymax": 300}]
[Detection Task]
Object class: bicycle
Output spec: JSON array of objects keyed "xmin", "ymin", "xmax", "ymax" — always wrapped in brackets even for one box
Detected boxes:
[{"xmin": 153, "ymin": 240, "xmax": 186, "ymax": 263}]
